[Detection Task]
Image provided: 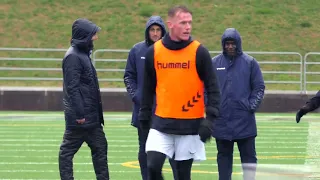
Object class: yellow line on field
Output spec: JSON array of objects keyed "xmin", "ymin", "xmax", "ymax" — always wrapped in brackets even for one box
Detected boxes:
[
  {"xmin": 121, "ymin": 161, "xmax": 232, "ymax": 174},
  {"xmin": 121, "ymin": 160, "xmax": 317, "ymax": 176}
]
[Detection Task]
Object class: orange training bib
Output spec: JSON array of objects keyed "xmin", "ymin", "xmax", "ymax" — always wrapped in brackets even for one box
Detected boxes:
[{"xmin": 154, "ymin": 40, "xmax": 205, "ymax": 119}]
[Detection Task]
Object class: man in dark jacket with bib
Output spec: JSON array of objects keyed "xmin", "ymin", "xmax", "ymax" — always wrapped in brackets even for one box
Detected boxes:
[
  {"xmin": 59, "ymin": 18, "xmax": 109, "ymax": 180},
  {"xmin": 211, "ymin": 28, "xmax": 265, "ymax": 180},
  {"xmin": 139, "ymin": 6, "xmax": 220, "ymax": 180},
  {"xmin": 124, "ymin": 15, "xmax": 179, "ymax": 180}
]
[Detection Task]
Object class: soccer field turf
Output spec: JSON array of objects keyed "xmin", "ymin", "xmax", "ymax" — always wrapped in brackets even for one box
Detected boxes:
[{"xmin": 0, "ymin": 112, "xmax": 319, "ymax": 180}]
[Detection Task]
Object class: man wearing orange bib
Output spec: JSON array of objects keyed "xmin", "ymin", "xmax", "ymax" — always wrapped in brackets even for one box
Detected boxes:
[{"xmin": 138, "ymin": 5, "xmax": 221, "ymax": 180}]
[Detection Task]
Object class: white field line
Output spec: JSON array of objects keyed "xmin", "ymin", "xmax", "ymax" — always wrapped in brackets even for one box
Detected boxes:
[
  {"xmin": 0, "ymin": 113, "xmax": 318, "ymax": 118},
  {"xmin": 0, "ymin": 170, "xmax": 139, "ymax": 173},
  {"xmin": 0, "ymin": 139, "xmax": 309, "ymax": 145},
  {"xmin": 0, "ymin": 162, "xmax": 317, "ymax": 168},
  {"xmin": 0, "ymin": 162, "xmax": 319, "ymax": 176},
  {"xmin": 0, "ymin": 150, "xmax": 308, "ymax": 154},
  {"xmin": 0, "ymin": 125, "xmax": 310, "ymax": 128},
  {"xmin": 304, "ymin": 122, "xmax": 320, "ymax": 179},
  {"xmin": 0, "ymin": 164, "xmax": 318, "ymax": 179},
  {"xmin": 0, "ymin": 135, "xmax": 308, "ymax": 140},
  {"xmin": 0, "ymin": 118, "xmax": 315, "ymax": 122},
  {"xmin": 0, "ymin": 114, "xmax": 318, "ymax": 122},
  {"xmin": 0, "ymin": 151, "xmax": 309, "ymax": 159},
  {"xmin": 0, "ymin": 162, "xmax": 126, "ymax": 165},
  {"xmin": 0, "ymin": 126, "xmax": 309, "ymax": 132},
  {"xmin": 0, "ymin": 134, "xmax": 308, "ymax": 138},
  {"xmin": 0, "ymin": 155, "xmax": 135, "ymax": 158},
  {"xmin": 0, "ymin": 114, "xmax": 131, "ymax": 117},
  {"xmin": 0, "ymin": 143, "xmax": 308, "ymax": 149}
]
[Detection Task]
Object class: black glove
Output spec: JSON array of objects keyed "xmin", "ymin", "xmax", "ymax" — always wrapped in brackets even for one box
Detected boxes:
[
  {"xmin": 296, "ymin": 105, "xmax": 309, "ymax": 123},
  {"xmin": 138, "ymin": 108, "xmax": 151, "ymax": 131},
  {"xmin": 198, "ymin": 119, "xmax": 213, "ymax": 143}
]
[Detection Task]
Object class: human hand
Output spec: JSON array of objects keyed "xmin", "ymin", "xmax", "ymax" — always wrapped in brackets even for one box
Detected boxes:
[
  {"xmin": 198, "ymin": 119, "xmax": 213, "ymax": 143},
  {"xmin": 76, "ymin": 118, "xmax": 86, "ymax": 124},
  {"xmin": 296, "ymin": 106, "xmax": 310, "ymax": 123}
]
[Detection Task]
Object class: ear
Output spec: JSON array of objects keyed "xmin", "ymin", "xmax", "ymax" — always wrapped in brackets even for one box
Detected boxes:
[{"xmin": 167, "ymin": 20, "xmax": 173, "ymax": 29}]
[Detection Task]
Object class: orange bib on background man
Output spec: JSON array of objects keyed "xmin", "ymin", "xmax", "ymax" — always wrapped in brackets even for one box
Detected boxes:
[{"xmin": 154, "ymin": 40, "xmax": 205, "ymax": 119}]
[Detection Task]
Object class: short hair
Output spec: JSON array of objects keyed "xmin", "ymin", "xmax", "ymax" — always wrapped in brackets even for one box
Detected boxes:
[{"xmin": 167, "ymin": 5, "xmax": 192, "ymax": 18}]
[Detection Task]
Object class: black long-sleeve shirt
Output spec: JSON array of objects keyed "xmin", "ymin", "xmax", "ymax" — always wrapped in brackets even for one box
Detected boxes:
[{"xmin": 138, "ymin": 33, "xmax": 220, "ymax": 135}]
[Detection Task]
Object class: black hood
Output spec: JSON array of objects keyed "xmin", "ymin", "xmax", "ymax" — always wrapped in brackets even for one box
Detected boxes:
[
  {"xmin": 145, "ymin": 16, "xmax": 166, "ymax": 46},
  {"xmin": 71, "ymin": 18, "xmax": 101, "ymax": 54}
]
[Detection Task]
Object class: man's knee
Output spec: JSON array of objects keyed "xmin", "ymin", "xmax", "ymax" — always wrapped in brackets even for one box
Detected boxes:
[
  {"xmin": 241, "ymin": 155, "xmax": 257, "ymax": 164},
  {"xmin": 138, "ymin": 136, "xmax": 147, "ymax": 169},
  {"xmin": 87, "ymin": 129, "xmax": 108, "ymax": 153},
  {"xmin": 216, "ymin": 139, "xmax": 234, "ymax": 155},
  {"xmin": 217, "ymin": 148, "xmax": 233, "ymax": 162},
  {"xmin": 238, "ymin": 137, "xmax": 257, "ymax": 163},
  {"xmin": 146, "ymin": 151, "xmax": 166, "ymax": 180},
  {"xmin": 138, "ymin": 127, "xmax": 148, "ymax": 149},
  {"xmin": 169, "ymin": 158, "xmax": 179, "ymax": 180},
  {"xmin": 138, "ymin": 128, "xmax": 148, "ymax": 143},
  {"xmin": 147, "ymin": 151, "xmax": 166, "ymax": 170},
  {"xmin": 176, "ymin": 159, "xmax": 193, "ymax": 180},
  {"xmin": 139, "ymin": 140, "xmax": 146, "ymax": 153},
  {"xmin": 59, "ymin": 144, "xmax": 76, "ymax": 161}
]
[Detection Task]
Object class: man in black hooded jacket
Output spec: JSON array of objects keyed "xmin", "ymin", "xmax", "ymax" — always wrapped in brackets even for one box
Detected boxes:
[{"xmin": 59, "ymin": 18, "xmax": 109, "ymax": 180}]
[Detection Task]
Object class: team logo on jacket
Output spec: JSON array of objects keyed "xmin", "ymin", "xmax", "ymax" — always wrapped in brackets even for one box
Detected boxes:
[
  {"xmin": 156, "ymin": 60, "xmax": 190, "ymax": 69},
  {"xmin": 216, "ymin": 67, "xmax": 225, "ymax": 70}
]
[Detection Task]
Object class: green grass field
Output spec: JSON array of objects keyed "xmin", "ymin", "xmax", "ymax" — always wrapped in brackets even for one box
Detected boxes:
[
  {"xmin": 0, "ymin": 112, "xmax": 319, "ymax": 179},
  {"xmin": 1, "ymin": 0, "xmax": 320, "ymax": 90}
]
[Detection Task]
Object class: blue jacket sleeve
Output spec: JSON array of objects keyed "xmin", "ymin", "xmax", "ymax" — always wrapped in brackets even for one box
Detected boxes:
[
  {"xmin": 138, "ymin": 46, "xmax": 156, "ymax": 123},
  {"xmin": 204, "ymin": 89, "xmax": 208, "ymax": 106},
  {"xmin": 249, "ymin": 59, "xmax": 265, "ymax": 112},
  {"xmin": 124, "ymin": 47, "xmax": 138, "ymax": 103},
  {"xmin": 63, "ymin": 54, "xmax": 85, "ymax": 119}
]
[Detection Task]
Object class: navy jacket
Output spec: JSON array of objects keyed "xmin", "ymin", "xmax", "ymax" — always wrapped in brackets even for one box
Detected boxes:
[
  {"xmin": 123, "ymin": 16, "xmax": 166, "ymax": 128},
  {"xmin": 211, "ymin": 28, "xmax": 265, "ymax": 140},
  {"xmin": 62, "ymin": 19, "xmax": 104, "ymax": 130}
]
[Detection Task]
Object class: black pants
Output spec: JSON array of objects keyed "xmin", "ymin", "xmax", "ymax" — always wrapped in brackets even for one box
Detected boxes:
[
  {"xmin": 216, "ymin": 137, "xmax": 257, "ymax": 180},
  {"xmin": 146, "ymin": 151, "xmax": 193, "ymax": 180},
  {"xmin": 59, "ymin": 127, "xmax": 109, "ymax": 180},
  {"xmin": 138, "ymin": 128, "xmax": 179, "ymax": 180}
]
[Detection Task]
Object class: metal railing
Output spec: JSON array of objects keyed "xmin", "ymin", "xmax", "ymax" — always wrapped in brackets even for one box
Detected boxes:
[
  {"xmin": 303, "ymin": 52, "xmax": 320, "ymax": 93},
  {"xmin": 92, "ymin": 49, "xmax": 129, "ymax": 82},
  {"xmin": 0, "ymin": 47, "xmax": 67, "ymax": 81},
  {"xmin": 0, "ymin": 47, "xmax": 318, "ymax": 93}
]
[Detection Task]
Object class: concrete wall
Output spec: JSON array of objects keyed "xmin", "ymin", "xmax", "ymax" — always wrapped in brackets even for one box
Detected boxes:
[{"xmin": 0, "ymin": 88, "xmax": 318, "ymax": 113}]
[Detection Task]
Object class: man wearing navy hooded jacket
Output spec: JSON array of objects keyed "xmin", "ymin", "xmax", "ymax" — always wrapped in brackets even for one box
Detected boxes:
[
  {"xmin": 211, "ymin": 28, "xmax": 265, "ymax": 180},
  {"xmin": 124, "ymin": 15, "xmax": 178, "ymax": 180}
]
